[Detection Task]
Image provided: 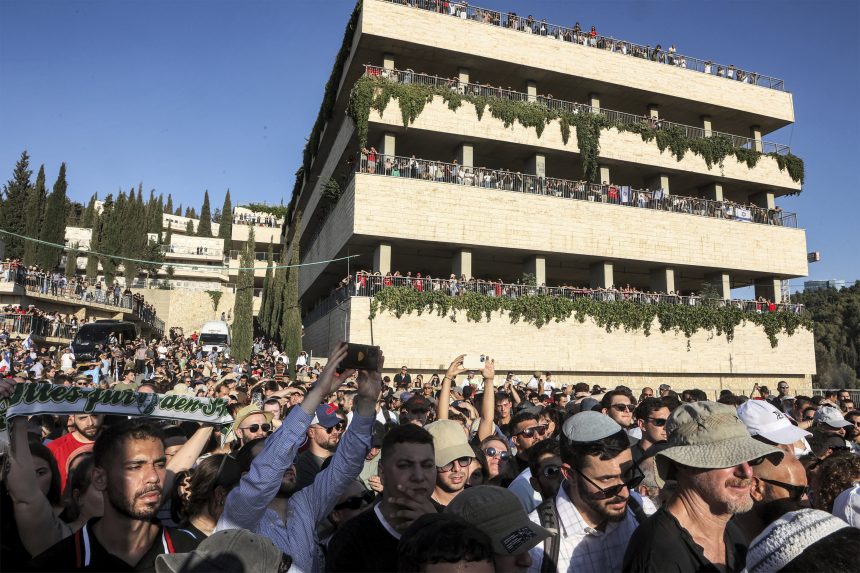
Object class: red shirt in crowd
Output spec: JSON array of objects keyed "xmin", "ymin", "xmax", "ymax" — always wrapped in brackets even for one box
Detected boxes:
[{"xmin": 47, "ymin": 432, "xmax": 95, "ymax": 491}]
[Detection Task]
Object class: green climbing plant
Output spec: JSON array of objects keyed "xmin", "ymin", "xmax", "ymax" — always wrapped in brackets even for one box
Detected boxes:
[
  {"xmin": 206, "ymin": 290, "xmax": 223, "ymax": 312},
  {"xmin": 368, "ymin": 287, "xmax": 811, "ymax": 348}
]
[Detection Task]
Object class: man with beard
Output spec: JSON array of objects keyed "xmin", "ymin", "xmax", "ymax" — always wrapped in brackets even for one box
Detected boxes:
[
  {"xmin": 425, "ymin": 420, "xmax": 475, "ymax": 510},
  {"xmin": 215, "ymin": 341, "xmax": 382, "ymax": 573},
  {"xmin": 526, "ymin": 411, "xmax": 646, "ymax": 573},
  {"xmin": 293, "ymin": 403, "xmax": 345, "ymax": 492},
  {"xmin": 623, "ymin": 402, "xmax": 784, "ymax": 572},
  {"xmin": 31, "ymin": 419, "xmax": 199, "ymax": 570},
  {"xmin": 47, "ymin": 413, "xmax": 103, "ymax": 490}
]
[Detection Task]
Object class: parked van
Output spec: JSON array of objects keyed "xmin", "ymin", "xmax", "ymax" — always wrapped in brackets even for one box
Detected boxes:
[
  {"xmin": 72, "ymin": 320, "xmax": 138, "ymax": 362},
  {"xmin": 199, "ymin": 321, "xmax": 231, "ymax": 355}
]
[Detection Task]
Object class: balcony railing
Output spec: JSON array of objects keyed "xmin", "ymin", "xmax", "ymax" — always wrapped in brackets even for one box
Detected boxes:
[
  {"xmin": 380, "ymin": 0, "xmax": 786, "ymax": 91},
  {"xmin": 160, "ymin": 245, "xmax": 224, "ymax": 257},
  {"xmin": 0, "ymin": 313, "xmax": 78, "ymax": 341},
  {"xmin": 364, "ymin": 65, "xmax": 790, "ymax": 155},
  {"xmin": 304, "ymin": 275, "xmax": 804, "ymax": 326}
]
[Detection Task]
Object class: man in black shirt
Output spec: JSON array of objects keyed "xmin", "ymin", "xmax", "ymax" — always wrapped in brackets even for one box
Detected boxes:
[
  {"xmin": 623, "ymin": 401, "xmax": 783, "ymax": 572},
  {"xmin": 31, "ymin": 419, "xmax": 200, "ymax": 571}
]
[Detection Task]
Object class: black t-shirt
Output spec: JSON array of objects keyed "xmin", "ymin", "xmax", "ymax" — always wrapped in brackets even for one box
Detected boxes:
[
  {"xmin": 326, "ymin": 506, "xmax": 398, "ymax": 573},
  {"xmin": 623, "ymin": 506, "xmax": 747, "ymax": 572},
  {"xmin": 294, "ymin": 449, "xmax": 328, "ymax": 492},
  {"xmin": 30, "ymin": 518, "xmax": 200, "ymax": 572}
]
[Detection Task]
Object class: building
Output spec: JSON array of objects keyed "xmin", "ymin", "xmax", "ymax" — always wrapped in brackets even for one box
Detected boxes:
[
  {"xmin": 292, "ymin": 1, "xmax": 815, "ymax": 393},
  {"xmin": 803, "ymin": 279, "xmax": 846, "ymax": 292}
]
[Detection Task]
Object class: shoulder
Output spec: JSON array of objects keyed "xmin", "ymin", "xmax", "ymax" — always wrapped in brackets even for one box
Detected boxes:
[
  {"xmin": 166, "ymin": 526, "xmax": 203, "ymax": 552},
  {"xmin": 29, "ymin": 533, "xmax": 77, "ymax": 570},
  {"xmin": 624, "ymin": 509, "xmax": 684, "ymax": 565}
]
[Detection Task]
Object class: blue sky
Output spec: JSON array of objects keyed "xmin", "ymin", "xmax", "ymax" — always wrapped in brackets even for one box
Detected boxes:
[{"xmin": 1, "ymin": 0, "xmax": 858, "ymax": 287}]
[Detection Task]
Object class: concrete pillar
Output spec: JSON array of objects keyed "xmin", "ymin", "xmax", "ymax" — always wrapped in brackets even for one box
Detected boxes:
[
  {"xmin": 524, "ymin": 255, "xmax": 546, "ymax": 286},
  {"xmin": 750, "ymin": 191, "xmax": 775, "ymax": 210},
  {"xmin": 599, "ymin": 165, "xmax": 611, "ymax": 184},
  {"xmin": 589, "ymin": 262, "xmax": 614, "ymax": 289},
  {"xmin": 701, "ymin": 115, "xmax": 712, "ymax": 137},
  {"xmin": 589, "ymin": 93, "xmax": 600, "ymax": 110},
  {"xmin": 373, "ymin": 243, "xmax": 392, "ymax": 275},
  {"xmin": 457, "ymin": 143, "xmax": 474, "ymax": 167},
  {"xmin": 452, "ymin": 249, "xmax": 472, "ymax": 279},
  {"xmin": 646, "ymin": 174, "xmax": 670, "ymax": 195},
  {"xmin": 754, "ymin": 277, "xmax": 782, "ymax": 304},
  {"xmin": 527, "ymin": 153, "xmax": 546, "ymax": 178},
  {"xmin": 647, "ymin": 104, "xmax": 659, "ymax": 119},
  {"xmin": 526, "ymin": 80, "xmax": 537, "ymax": 103},
  {"xmin": 700, "ymin": 182, "xmax": 723, "ymax": 202},
  {"xmin": 750, "ymin": 125, "xmax": 763, "ymax": 153},
  {"xmin": 650, "ymin": 267, "xmax": 676, "ymax": 293},
  {"xmin": 706, "ymin": 272, "xmax": 731, "ymax": 300},
  {"xmin": 383, "ymin": 53, "xmax": 395, "ymax": 70},
  {"xmin": 458, "ymin": 68, "xmax": 470, "ymax": 85},
  {"xmin": 379, "ymin": 132, "xmax": 396, "ymax": 158}
]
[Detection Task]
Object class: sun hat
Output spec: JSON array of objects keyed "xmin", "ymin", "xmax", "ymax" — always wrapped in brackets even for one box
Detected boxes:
[
  {"xmin": 831, "ymin": 484, "xmax": 860, "ymax": 528},
  {"xmin": 446, "ymin": 486, "xmax": 551, "ymax": 556},
  {"xmin": 736, "ymin": 399, "xmax": 811, "ymax": 445},
  {"xmin": 155, "ymin": 528, "xmax": 285, "ymax": 573},
  {"xmin": 654, "ymin": 401, "xmax": 783, "ymax": 486},
  {"xmin": 744, "ymin": 509, "xmax": 848, "ymax": 573},
  {"xmin": 232, "ymin": 404, "xmax": 274, "ymax": 432},
  {"xmin": 425, "ymin": 419, "xmax": 474, "ymax": 467},
  {"xmin": 311, "ymin": 403, "xmax": 342, "ymax": 428},
  {"xmin": 813, "ymin": 405, "xmax": 852, "ymax": 429}
]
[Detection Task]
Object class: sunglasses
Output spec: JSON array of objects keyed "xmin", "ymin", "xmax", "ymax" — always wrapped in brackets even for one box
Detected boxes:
[
  {"xmin": 438, "ymin": 456, "xmax": 473, "ymax": 472},
  {"xmin": 611, "ymin": 404, "xmax": 636, "ymax": 413},
  {"xmin": 759, "ymin": 478, "xmax": 810, "ymax": 502},
  {"xmin": 333, "ymin": 490, "xmax": 375, "ymax": 511},
  {"xmin": 240, "ymin": 423, "xmax": 272, "ymax": 434},
  {"xmin": 316, "ymin": 422, "xmax": 346, "ymax": 434},
  {"xmin": 515, "ymin": 425, "xmax": 548, "ymax": 439},
  {"xmin": 574, "ymin": 462, "xmax": 645, "ymax": 500},
  {"xmin": 647, "ymin": 418, "xmax": 668, "ymax": 427},
  {"xmin": 484, "ymin": 447, "xmax": 511, "ymax": 462},
  {"xmin": 541, "ymin": 465, "xmax": 562, "ymax": 479}
]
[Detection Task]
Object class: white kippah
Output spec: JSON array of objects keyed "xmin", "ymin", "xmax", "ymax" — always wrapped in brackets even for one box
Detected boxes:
[{"xmin": 745, "ymin": 509, "xmax": 848, "ymax": 573}]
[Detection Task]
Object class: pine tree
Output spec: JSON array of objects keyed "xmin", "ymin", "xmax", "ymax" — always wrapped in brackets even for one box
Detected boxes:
[
  {"xmin": 280, "ymin": 211, "xmax": 302, "ymax": 375},
  {"xmin": 232, "ymin": 226, "xmax": 255, "ymax": 362},
  {"xmin": 0, "ymin": 151, "xmax": 33, "ymax": 258},
  {"xmin": 164, "ymin": 194, "xmax": 173, "ymax": 214},
  {"xmin": 184, "ymin": 206, "xmax": 192, "ymax": 218},
  {"xmin": 259, "ymin": 240, "xmax": 274, "ymax": 334},
  {"xmin": 218, "ymin": 190, "xmax": 233, "ymax": 249},
  {"xmin": 22, "ymin": 165, "xmax": 47, "ymax": 265},
  {"xmin": 36, "ymin": 163, "xmax": 68, "ymax": 271},
  {"xmin": 197, "ymin": 190, "xmax": 213, "ymax": 237},
  {"xmin": 81, "ymin": 193, "xmax": 97, "ymax": 227},
  {"xmin": 174, "ymin": 203, "xmax": 182, "ymax": 216},
  {"xmin": 185, "ymin": 219, "xmax": 194, "ymax": 234}
]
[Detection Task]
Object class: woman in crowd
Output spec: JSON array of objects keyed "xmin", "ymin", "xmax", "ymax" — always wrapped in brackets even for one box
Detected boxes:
[{"xmin": 170, "ymin": 454, "xmax": 240, "ymax": 540}]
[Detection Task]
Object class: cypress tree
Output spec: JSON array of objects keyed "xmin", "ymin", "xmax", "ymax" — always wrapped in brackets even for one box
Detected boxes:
[
  {"xmin": 268, "ymin": 249, "xmax": 287, "ymax": 341},
  {"xmin": 184, "ymin": 206, "xmax": 192, "ymax": 218},
  {"xmin": 175, "ymin": 203, "xmax": 182, "ymax": 216},
  {"xmin": 164, "ymin": 194, "xmax": 173, "ymax": 214},
  {"xmin": 22, "ymin": 165, "xmax": 47, "ymax": 265},
  {"xmin": 197, "ymin": 191, "xmax": 212, "ymax": 237},
  {"xmin": 231, "ymin": 226, "xmax": 255, "ymax": 362},
  {"xmin": 65, "ymin": 198, "xmax": 83, "ymax": 227},
  {"xmin": 65, "ymin": 243, "xmax": 79, "ymax": 279},
  {"xmin": 259, "ymin": 240, "xmax": 274, "ymax": 334},
  {"xmin": 81, "ymin": 193, "xmax": 97, "ymax": 228},
  {"xmin": 36, "ymin": 162, "xmax": 68, "ymax": 271},
  {"xmin": 0, "ymin": 151, "xmax": 33, "ymax": 258},
  {"xmin": 185, "ymin": 219, "xmax": 194, "ymax": 234},
  {"xmin": 122, "ymin": 188, "xmax": 145, "ymax": 285},
  {"xmin": 218, "ymin": 189, "xmax": 233, "ymax": 248},
  {"xmin": 280, "ymin": 211, "xmax": 302, "ymax": 375},
  {"xmin": 151, "ymin": 194, "xmax": 164, "ymax": 234}
]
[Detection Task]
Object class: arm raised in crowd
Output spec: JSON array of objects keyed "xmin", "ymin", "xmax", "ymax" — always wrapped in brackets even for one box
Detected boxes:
[
  {"xmin": 437, "ymin": 355, "xmax": 466, "ymax": 421},
  {"xmin": 477, "ymin": 357, "xmax": 496, "ymax": 441},
  {"xmin": 161, "ymin": 424, "xmax": 213, "ymax": 505}
]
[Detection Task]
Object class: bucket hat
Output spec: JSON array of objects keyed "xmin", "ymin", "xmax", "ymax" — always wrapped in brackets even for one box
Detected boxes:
[{"xmin": 654, "ymin": 401, "xmax": 782, "ymax": 486}]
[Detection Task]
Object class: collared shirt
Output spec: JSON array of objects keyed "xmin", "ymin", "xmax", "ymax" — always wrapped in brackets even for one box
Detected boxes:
[
  {"xmin": 216, "ymin": 404, "xmax": 373, "ymax": 573},
  {"xmin": 508, "ymin": 467, "xmax": 541, "ymax": 513},
  {"xmin": 526, "ymin": 486, "xmax": 639, "ymax": 573}
]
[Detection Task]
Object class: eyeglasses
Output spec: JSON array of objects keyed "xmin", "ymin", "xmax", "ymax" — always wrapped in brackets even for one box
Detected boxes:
[
  {"xmin": 759, "ymin": 478, "xmax": 810, "ymax": 502},
  {"xmin": 333, "ymin": 490, "xmax": 375, "ymax": 511},
  {"xmin": 541, "ymin": 465, "xmax": 562, "ymax": 479},
  {"xmin": 316, "ymin": 422, "xmax": 346, "ymax": 434},
  {"xmin": 647, "ymin": 418, "xmax": 668, "ymax": 427},
  {"xmin": 611, "ymin": 404, "xmax": 636, "ymax": 413},
  {"xmin": 438, "ymin": 456, "xmax": 473, "ymax": 472},
  {"xmin": 574, "ymin": 462, "xmax": 645, "ymax": 500},
  {"xmin": 514, "ymin": 425, "xmax": 547, "ymax": 439},
  {"xmin": 240, "ymin": 423, "xmax": 271, "ymax": 434},
  {"xmin": 484, "ymin": 447, "xmax": 511, "ymax": 462}
]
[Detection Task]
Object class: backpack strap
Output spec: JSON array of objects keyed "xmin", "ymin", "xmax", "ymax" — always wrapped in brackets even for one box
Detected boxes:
[
  {"xmin": 536, "ymin": 497, "xmax": 560, "ymax": 573},
  {"xmin": 627, "ymin": 494, "xmax": 647, "ymax": 524}
]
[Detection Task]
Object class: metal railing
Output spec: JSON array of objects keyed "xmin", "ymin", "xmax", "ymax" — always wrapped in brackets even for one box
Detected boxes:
[
  {"xmin": 0, "ymin": 313, "xmax": 78, "ymax": 340},
  {"xmin": 352, "ymin": 152, "xmax": 798, "ymax": 227},
  {"xmin": 227, "ymin": 250, "xmax": 271, "ymax": 262},
  {"xmin": 161, "ymin": 245, "xmax": 224, "ymax": 257},
  {"xmin": 380, "ymin": 0, "xmax": 786, "ymax": 91},
  {"xmin": 304, "ymin": 275, "xmax": 804, "ymax": 325},
  {"xmin": 365, "ymin": 65, "xmax": 790, "ymax": 155}
]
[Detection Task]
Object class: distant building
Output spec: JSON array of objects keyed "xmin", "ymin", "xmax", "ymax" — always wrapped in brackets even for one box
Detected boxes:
[{"xmin": 804, "ymin": 279, "xmax": 846, "ymax": 292}]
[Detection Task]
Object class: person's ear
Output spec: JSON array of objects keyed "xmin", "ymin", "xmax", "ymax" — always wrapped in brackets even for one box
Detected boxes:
[
  {"xmin": 92, "ymin": 466, "xmax": 108, "ymax": 493},
  {"xmin": 750, "ymin": 476, "xmax": 767, "ymax": 502},
  {"xmin": 529, "ymin": 475, "xmax": 541, "ymax": 493}
]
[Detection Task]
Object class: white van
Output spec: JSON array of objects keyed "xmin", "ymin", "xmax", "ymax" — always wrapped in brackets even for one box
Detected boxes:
[{"xmin": 199, "ymin": 321, "xmax": 231, "ymax": 355}]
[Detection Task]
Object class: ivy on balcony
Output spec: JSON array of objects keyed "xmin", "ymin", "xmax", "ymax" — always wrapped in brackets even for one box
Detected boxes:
[{"xmin": 368, "ymin": 287, "xmax": 811, "ymax": 347}]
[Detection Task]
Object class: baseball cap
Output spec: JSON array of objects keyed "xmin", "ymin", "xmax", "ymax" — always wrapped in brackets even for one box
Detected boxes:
[
  {"xmin": 813, "ymin": 406, "xmax": 852, "ymax": 429},
  {"xmin": 446, "ymin": 486, "xmax": 551, "ymax": 556},
  {"xmin": 562, "ymin": 411, "xmax": 623, "ymax": 443},
  {"xmin": 425, "ymin": 419, "xmax": 474, "ymax": 467},
  {"xmin": 745, "ymin": 509, "xmax": 848, "ymax": 573},
  {"xmin": 155, "ymin": 529, "xmax": 286, "ymax": 573},
  {"xmin": 311, "ymin": 403, "xmax": 342, "ymax": 428},
  {"xmin": 736, "ymin": 399, "xmax": 811, "ymax": 445},
  {"xmin": 403, "ymin": 395, "xmax": 432, "ymax": 413},
  {"xmin": 831, "ymin": 484, "xmax": 860, "ymax": 528}
]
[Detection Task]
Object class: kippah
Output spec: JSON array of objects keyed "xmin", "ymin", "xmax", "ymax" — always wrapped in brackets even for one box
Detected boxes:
[
  {"xmin": 562, "ymin": 411, "xmax": 621, "ymax": 443},
  {"xmin": 745, "ymin": 509, "xmax": 848, "ymax": 573}
]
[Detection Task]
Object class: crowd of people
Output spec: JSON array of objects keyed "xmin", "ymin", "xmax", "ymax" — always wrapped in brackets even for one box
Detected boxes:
[
  {"xmin": 0, "ymin": 320, "xmax": 857, "ymax": 571},
  {"xmin": 0, "ymin": 305, "xmax": 79, "ymax": 341}
]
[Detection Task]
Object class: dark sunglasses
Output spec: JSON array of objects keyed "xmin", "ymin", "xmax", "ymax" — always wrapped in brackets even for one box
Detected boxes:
[
  {"xmin": 333, "ymin": 490, "xmax": 375, "ymax": 511},
  {"xmin": 611, "ymin": 404, "xmax": 636, "ymax": 413},
  {"xmin": 647, "ymin": 418, "xmax": 668, "ymax": 427},
  {"xmin": 574, "ymin": 462, "xmax": 645, "ymax": 500},
  {"xmin": 759, "ymin": 478, "xmax": 810, "ymax": 502},
  {"xmin": 240, "ymin": 423, "xmax": 272, "ymax": 434},
  {"xmin": 541, "ymin": 465, "xmax": 562, "ymax": 479},
  {"xmin": 484, "ymin": 447, "xmax": 511, "ymax": 461},
  {"xmin": 439, "ymin": 456, "xmax": 473, "ymax": 472},
  {"xmin": 515, "ymin": 425, "xmax": 547, "ymax": 439},
  {"xmin": 318, "ymin": 422, "xmax": 346, "ymax": 434}
]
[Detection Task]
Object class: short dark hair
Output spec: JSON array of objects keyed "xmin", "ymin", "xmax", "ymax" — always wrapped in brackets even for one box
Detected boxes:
[
  {"xmin": 781, "ymin": 527, "xmax": 860, "ymax": 573},
  {"xmin": 600, "ymin": 390, "xmax": 632, "ymax": 411},
  {"xmin": 509, "ymin": 411, "xmax": 539, "ymax": 433},
  {"xmin": 397, "ymin": 513, "xmax": 493, "ymax": 573},
  {"xmin": 662, "ymin": 393, "xmax": 682, "ymax": 412},
  {"xmin": 93, "ymin": 418, "xmax": 165, "ymax": 469},
  {"xmin": 681, "ymin": 389, "xmax": 708, "ymax": 402},
  {"xmin": 561, "ymin": 429, "xmax": 629, "ymax": 471},
  {"xmin": 528, "ymin": 438, "xmax": 561, "ymax": 476},
  {"xmin": 381, "ymin": 423, "xmax": 433, "ymax": 463},
  {"xmin": 634, "ymin": 397, "xmax": 667, "ymax": 422}
]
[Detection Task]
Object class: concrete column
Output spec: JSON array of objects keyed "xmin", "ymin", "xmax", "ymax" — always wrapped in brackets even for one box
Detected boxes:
[
  {"xmin": 647, "ymin": 104, "xmax": 659, "ymax": 119},
  {"xmin": 646, "ymin": 174, "xmax": 670, "ymax": 195},
  {"xmin": 589, "ymin": 261, "xmax": 614, "ymax": 289},
  {"xmin": 700, "ymin": 182, "xmax": 723, "ymax": 202},
  {"xmin": 458, "ymin": 68, "xmax": 470, "ymax": 85},
  {"xmin": 750, "ymin": 191, "xmax": 775, "ymax": 210},
  {"xmin": 379, "ymin": 132, "xmax": 396, "ymax": 158},
  {"xmin": 383, "ymin": 53, "xmax": 395, "ymax": 70},
  {"xmin": 526, "ymin": 80, "xmax": 537, "ymax": 103},
  {"xmin": 599, "ymin": 165, "xmax": 611, "ymax": 184},
  {"xmin": 589, "ymin": 93, "xmax": 600, "ymax": 110},
  {"xmin": 457, "ymin": 143, "xmax": 474, "ymax": 167},
  {"xmin": 650, "ymin": 267, "xmax": 676, "ymax": 293},
  {"xmin": 701, "ymin": 115, "xmax": 712, "ymax": 137},
  {"xmin": 452, "ymin": 249, "xmax": 472, "ymax": 279},
  {"xmin": 706, "ymin": 272, "xmax": 731, "ymax": 300},
  {"xmin": 750, "ymin": 125, "xmax": 763, "ymax": 153},
  {"xmin": 373, "ymin": 243, "xmax": 392, "ymax": 275},
  {"xmin": 527, "ymin": 153, "xmax": 546, "ymax": 178},
  {"xmin": 754, "ymin": 277, "xmax": 782, "ymax": 303},
  {"xmin": 524, "ymin": 255, "xmax": 546, "ymax": 286}
]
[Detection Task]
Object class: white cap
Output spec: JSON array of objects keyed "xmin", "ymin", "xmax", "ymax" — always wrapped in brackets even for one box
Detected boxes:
[
  {"xmin": 737, "ymin": 399, "xmax": 811, "ymax": 445},
  {"xmin": 832, "ymin": 484, "xmax": 860, "ymax": 528},
  {"xmin": 814, "ymin": 405, "xmax": 852, "ymax": 429}
]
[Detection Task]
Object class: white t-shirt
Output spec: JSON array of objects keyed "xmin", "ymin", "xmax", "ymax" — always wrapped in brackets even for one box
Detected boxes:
[{"xmin": 61, "ymin": 353, "xmax": 75, "ymax": 371}]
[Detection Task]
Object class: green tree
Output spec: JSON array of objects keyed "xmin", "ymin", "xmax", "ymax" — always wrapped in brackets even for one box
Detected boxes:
[
  {"xmin": 141, "ymin": 239, "xmax": 165, "ymax": 282},
  {"xmin": 175, "ymin": 203, "xmax": 182, "ymax": 216},
  {"xmin": 0, "ymin": 151, "xmax": 33, "ymax": 258},
  {"xmin": 259, "ymin": 240, "xmax": 274, "ymax": 334},
  {"xmin": 185, "ymin": 219, "xmax": 194, "ymax": 234},
  {"xmin": 81, "ymin": 193, "xmax": 98, "ymax": 227},
  {"xmin": 280, "ymin": 211, "xmax": 302, "ymax": 375},
  {"xmin": 268, "ymin": 249, "xmax": 288, "ymax": 341},
  {"xmin": 36, "ymin": 162, "xmax": 68, "ymax": 270},
  {"xmin": 231, "ymin": 226, "xmax": 256, "ymax": 361},
  {"xmin": 22, "ymin": 165, "xmax": 47, "ymax": 265},
  {"xmin": 197, "ymin": 190, "xmax": 213, "ymax": 237},
  {"xmin": 218, "ymin": 190, "xmax": 233, "ymax": 249},
  {"xmin": 164, "ymin": 194, "xmax": 173, "ymax": 214},
  {"xmin": 65, "ymin": 243, "xmax": 79, "ymax": 279}
]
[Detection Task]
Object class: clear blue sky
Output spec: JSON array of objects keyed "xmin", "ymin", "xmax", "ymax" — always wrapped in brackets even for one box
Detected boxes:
[{"xmin": 1, "ymin": 0, "xmax": 858, "ymax": 288}]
